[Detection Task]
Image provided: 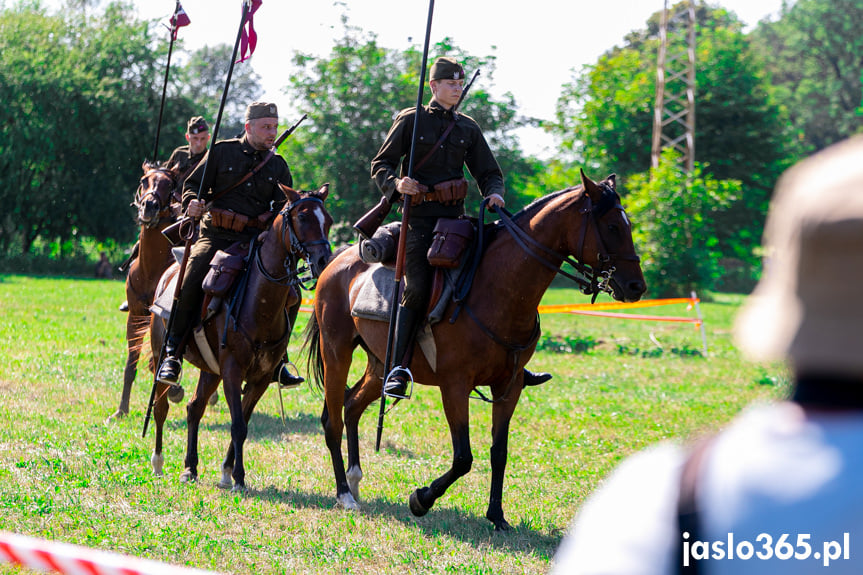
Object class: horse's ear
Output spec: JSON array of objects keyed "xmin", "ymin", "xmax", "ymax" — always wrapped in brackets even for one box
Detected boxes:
[
  {"xmin": 278, "ymin": 182, "xmax": 301, "ymax": 203},
  {"xmin": 142, "ymin": 161, "xmax": 149, "ymax": 173},
  {"xmin": 580, "ymin": 168, "xmax": 602, "ymax": 202},
  {"xmin": 315, "ymin": 182, "xmax": 330, "ymax": 201},
  {"xmin": 605, "ymin": 174, "xmax": 617, "ymax": 191}
]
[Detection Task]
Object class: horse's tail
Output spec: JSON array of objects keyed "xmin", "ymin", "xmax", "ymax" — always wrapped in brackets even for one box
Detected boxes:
[{"xmin": 302, "ymin": 310, "xmax": 325, "ymax": 393}]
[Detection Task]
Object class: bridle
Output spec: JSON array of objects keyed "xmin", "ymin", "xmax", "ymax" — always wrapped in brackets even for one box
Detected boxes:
[
  {"xmin": 495, "ymin": 183, "xmax": 640, "ymax": 302},
  {"xmin": 132, "ymin": 168, "xmax": 177, "ymax": 228},
  {"xmin": 255, "ymin": 195, "xmax": 331, "ymax": 291}
]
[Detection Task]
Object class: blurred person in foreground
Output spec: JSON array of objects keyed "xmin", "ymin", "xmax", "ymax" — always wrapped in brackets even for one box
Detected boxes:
[{"xmin": 551, "ymin": 136, "xmax": 863, "ymax": 574}]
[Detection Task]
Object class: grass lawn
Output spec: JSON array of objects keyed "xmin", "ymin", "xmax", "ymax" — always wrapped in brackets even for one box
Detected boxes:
[{"xmin": 0, "ymin": 274, "xmax": 787, "ymax": 574}]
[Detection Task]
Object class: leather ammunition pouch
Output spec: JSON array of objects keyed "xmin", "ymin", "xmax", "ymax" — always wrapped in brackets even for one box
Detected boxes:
[
  {"xmin": 209, "ymin": 207, "xmax": 273, "ymax": 233},
  {"xmin": 411, "ymin": 177, "xmax": 469, "ymax": 206},
  {"xmin": 427, "ymin": 217, "xmax": 475, "ymax": 269},
  {"xmin": 202, "ymin": 249, "xmax": 246, "ymax": 297}
]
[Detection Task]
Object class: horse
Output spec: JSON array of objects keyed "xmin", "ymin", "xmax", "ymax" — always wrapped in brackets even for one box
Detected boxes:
[
  {"xmin": 148, "ymin": 184, "xmax": 333, "ymax": 491},
  {"xmin": 305, "ymin": 170, "xmax": 646, "ymax": 530},
  {"xmin": 109, "ymin": 162, "xmax": 180, "ymax": 422}
]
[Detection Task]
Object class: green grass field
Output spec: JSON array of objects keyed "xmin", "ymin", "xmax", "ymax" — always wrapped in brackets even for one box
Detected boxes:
[{"xmin": 0, "ymin": 274, "xmax": 787, "ymax": 574}]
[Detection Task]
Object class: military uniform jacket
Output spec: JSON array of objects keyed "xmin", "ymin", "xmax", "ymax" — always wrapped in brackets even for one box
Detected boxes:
[
  {"xmin": 182, "ymin": 135, "xmax": 292, "ymax": 240},
  {"xmin": 166, "ymin": 145, "xmax": 206, "ymax": 199},
  {"xmin": 371, "ymin": 100, "xmax": 505, "ymax": 218}
]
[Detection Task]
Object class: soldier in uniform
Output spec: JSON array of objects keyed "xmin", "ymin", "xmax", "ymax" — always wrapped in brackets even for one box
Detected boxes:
[
  {"xmin": 156, "ymin": 101, "xmax": 303, "ymax": 389},
  {"xmin": 165, "ymin": 115, "xmax": 211, "ymax": 196},
  {"xmin": 370, "ymin": 56, "xmax": 550, "ymax": 398},
  {"xmin": 117, "ymin": 116, "xmax": 211, "ymax": 312}
]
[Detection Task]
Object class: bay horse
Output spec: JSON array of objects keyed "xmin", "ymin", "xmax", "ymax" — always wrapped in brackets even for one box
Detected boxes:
[
  {"xmin": 148, "ymin": 184, "xmax": 333, "ymax": 491},
  {"xmin": 109, "ymin": 163, "xmax": 180, "ymax": 422},
  {"xmin": 305, "ymin": 170, "xmax": 646, "ymax": 530}
]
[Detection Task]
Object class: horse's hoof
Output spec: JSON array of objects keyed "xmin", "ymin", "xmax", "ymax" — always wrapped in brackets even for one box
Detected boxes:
[
  {"xmin": 336, "ymin": 492, "xmax": 360, "ymax": 511},
  {"xmin": 493, "ymin": 519, "xmax": 512, "ymax": 532},
  {"xmin": 105, "ymin": 410, "xmax": 126, "ymax": 424},
  {"xmin": 216, "ymin": 480, "xmax": 232, "ymax": 490},
  {"xmin": 151, "ymin": 453, "xmax": 164, "ymax": 477},
  {"xmin": 231, "ymin": 483, "xmax": 246, "ymax": 493},
  {"xmin": 346, "ymin": 465, "xmax": 363, "ymax": 501},
  {"xmin": 207, "ymin": 391, "xmax": 218, "ymax": 406},
  {"xmin": 179, "ymin": 469, "xmax": 197, "ymax": 483},
  {"xmin": 167, "ymin": 386, "xmax": 184, "ymax": 403},
  {"xmin": 409, "ymin": 489, "xmax": 429, "ymax": 517}
]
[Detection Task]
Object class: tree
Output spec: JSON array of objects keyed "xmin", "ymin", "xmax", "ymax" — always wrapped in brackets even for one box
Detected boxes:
[
  {"xmin": 751, "ymin": 0, "xmax": 863, "ymax": 152},
  {"xmin": 0, "ymin": 2, "xmax": 198, "ymax": 256},
  {"xmin": 177, "ymin": 43, "xmax": 263, "ymax": 139},
  {"xmin": 627, "ymin": 149, "xmax": 741, "ymax": 297},
  {"xmin": 552, "ymin": 1, "xmax": 795, "ymax": 287}
]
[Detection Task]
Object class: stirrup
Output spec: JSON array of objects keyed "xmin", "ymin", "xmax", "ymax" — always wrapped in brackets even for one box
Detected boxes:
[
  {"xmin": 383, "ymin": 366, "xmax": 414, "ymax": 400},
  {"xmin": 273, "ymin": 360, "xmax": 304, "ymax": 389}
]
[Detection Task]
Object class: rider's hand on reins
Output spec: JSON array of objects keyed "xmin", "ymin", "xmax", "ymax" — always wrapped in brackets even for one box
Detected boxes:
[{"xmin": 486, "ymin": 193, "xmax": 505, "ymax": 213}]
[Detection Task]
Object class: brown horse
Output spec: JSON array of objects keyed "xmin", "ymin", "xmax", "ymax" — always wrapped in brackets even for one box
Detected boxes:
[
  {"xmin": 148, "ymin": 184, "xmax": 333, "ymax": 490},
  {"xmin": 305, "ymin": 171, "xmax": 646, "ymax": 530},
  {"xmin": 109, "ymin": 163, "xmax": 180, "ymax": 422}
]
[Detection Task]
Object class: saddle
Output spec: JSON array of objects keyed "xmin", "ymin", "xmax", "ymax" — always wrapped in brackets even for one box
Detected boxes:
[{"xmin": 351, "ymin": 216, "xmax": 487, "ymax": 371}]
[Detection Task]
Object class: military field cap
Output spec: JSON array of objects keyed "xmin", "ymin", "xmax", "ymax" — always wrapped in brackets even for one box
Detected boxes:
[
  {"xmin": 430, "ymin": 57, "xmax": 465, "ymax": 81},
  {"xmin": 734, "ymin": 136, "xmax": 863, "ymax": 375},
  {"xmin": 187, "ymin": 116, "xmax": 209, "ymax": 134},
  {"xmin": 245, "ymin": 101, "xmax": 278, "ymax": 121}
]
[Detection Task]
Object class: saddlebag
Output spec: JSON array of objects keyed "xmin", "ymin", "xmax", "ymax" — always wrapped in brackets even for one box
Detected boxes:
[
  {"xmin": 202, "ymin": 250, "xmax": 246, "ymax": 297},
  {"xmin": 427, "ymin": 217, "xmax": 475, "ymax": 269}
]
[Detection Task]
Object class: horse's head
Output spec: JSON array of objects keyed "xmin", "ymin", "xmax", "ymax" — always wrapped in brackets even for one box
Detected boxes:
[
  {"xmin": 575, "ymin": 170, "xmax": 646, "ymax": 302},
  {"xmin": 277, "ymin": 183, "xmax": 333, "ymax": 282},
  {"xmin": 134, "ymin": 162, "xmax": 177, "ymax": 227}
]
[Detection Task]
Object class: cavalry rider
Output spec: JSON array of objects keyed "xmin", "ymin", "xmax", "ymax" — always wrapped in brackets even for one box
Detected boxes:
[
  {"xmin": 156, "ymin": 101, "xmax": 304, "ymax": 389},
  {"xmin": 370, "ymin": 56, "xmax": 551, "ymax": 398},
  {"xmin": 166, "ymin": 115, "xmax": 211, "ymax": 196},
  {"xmin": 118, "ymin": 115, "xmax": 211, "ymax": 312}
]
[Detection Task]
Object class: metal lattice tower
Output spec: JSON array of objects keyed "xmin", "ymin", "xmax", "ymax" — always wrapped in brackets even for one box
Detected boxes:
[{"xmin": 651, "ymin": 0, "xmax": 696, "ymax": 172}]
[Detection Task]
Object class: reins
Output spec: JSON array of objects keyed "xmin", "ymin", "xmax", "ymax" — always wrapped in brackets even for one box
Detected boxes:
[{"xmin": 460, "ymin": 185, "xmax": 638, "ymax": 404}]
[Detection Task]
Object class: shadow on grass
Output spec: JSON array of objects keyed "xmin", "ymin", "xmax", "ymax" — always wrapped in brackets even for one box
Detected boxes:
[
  {"xmin": 238, "ymin": 482, "xmax": 561, "ymax": 557},
  {"xmin": 164, "ymin": 410, "xmax": 322, "ymax": 439}
]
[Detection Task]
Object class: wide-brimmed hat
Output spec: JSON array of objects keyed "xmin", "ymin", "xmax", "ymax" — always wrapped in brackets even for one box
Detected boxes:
[{"xmin": 734, "ymin": 136, "xmax": 863, "ymax": 374}]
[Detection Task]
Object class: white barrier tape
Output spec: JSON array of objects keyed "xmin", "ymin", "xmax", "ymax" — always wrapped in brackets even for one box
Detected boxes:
[{"xmin": 0, "ymin": 532, "xmax": 222, "ymax": 575}]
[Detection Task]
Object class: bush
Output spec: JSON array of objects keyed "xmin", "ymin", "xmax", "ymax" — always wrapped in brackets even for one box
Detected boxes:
[{"xmin": 626, "ymin": 150, "xmax": 741, "ymax": 298}]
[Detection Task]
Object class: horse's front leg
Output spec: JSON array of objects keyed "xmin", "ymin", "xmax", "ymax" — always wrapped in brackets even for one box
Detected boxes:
[
  {"xmin": 110, "ymin": 312, "xmax": 147, "ymax": 421},
  {"xmin": 322, "ymin": 347, "xmax": 358, "ymax": 510},
  {"xmin": 181, "ymin": 371, "xmax": 221, "ymax": 482},
  {"xmin": 485, "ymin": 382, "xmax": 522, "ymax": 531},
  {"xmin": 218, "ymin": 362, "xmax": 246, "ymax": 490},
  {"xmin": 409, "ymin": 386, "xmax": 472, "ymax": 518}
]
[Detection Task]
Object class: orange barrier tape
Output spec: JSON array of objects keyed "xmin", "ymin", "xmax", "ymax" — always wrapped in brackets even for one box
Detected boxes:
[
  {"xmin": 563, "ymin": 309, "xmax": 703, "ymax": 329},
  {"xmin": 537, "ymin": 297, "xmax": 698, "ymax": 313}
]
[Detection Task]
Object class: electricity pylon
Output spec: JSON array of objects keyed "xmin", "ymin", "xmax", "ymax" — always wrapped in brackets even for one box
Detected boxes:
[{"xmin": 651, "ymin": 0, "xmax": 696, "ymax": 172}]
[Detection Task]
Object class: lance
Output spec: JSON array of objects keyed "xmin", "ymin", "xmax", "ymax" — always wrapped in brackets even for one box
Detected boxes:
[
  {"xmin": 151, "ymin": 0, "xmax": 182, "ymax": 162},
  {"xmin": 375, "ymin": 0, "xmax": 436, "ymax": 452},
  {"xmin": 143, "ymin": 0, "xmax": 254, "ymax": 438}
]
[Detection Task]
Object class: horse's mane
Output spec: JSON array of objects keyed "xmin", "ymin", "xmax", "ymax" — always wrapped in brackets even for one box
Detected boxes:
[{"xmin": 510, "ymin": 186, "xmax": 583, "ymax": 223}]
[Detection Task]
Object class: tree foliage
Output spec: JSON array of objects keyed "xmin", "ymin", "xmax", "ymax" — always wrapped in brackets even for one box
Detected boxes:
[
  {"xmin": 627, "ymin": 149, "xmax": 741, "ymax": 297},
  {"xmin": 553, "ymin": 1, "xmax": 795, "ymax": 284},
  {"xmin": 751, "ymin": 0, "xmax": 863, "ymax": 152},
  {"xmin": 0, "ymin": 1, "xmax": 192, "ymax": 255},
  {"xmin": 177, "ymin": 43, "xmax": 263, "ymax": 139}
]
